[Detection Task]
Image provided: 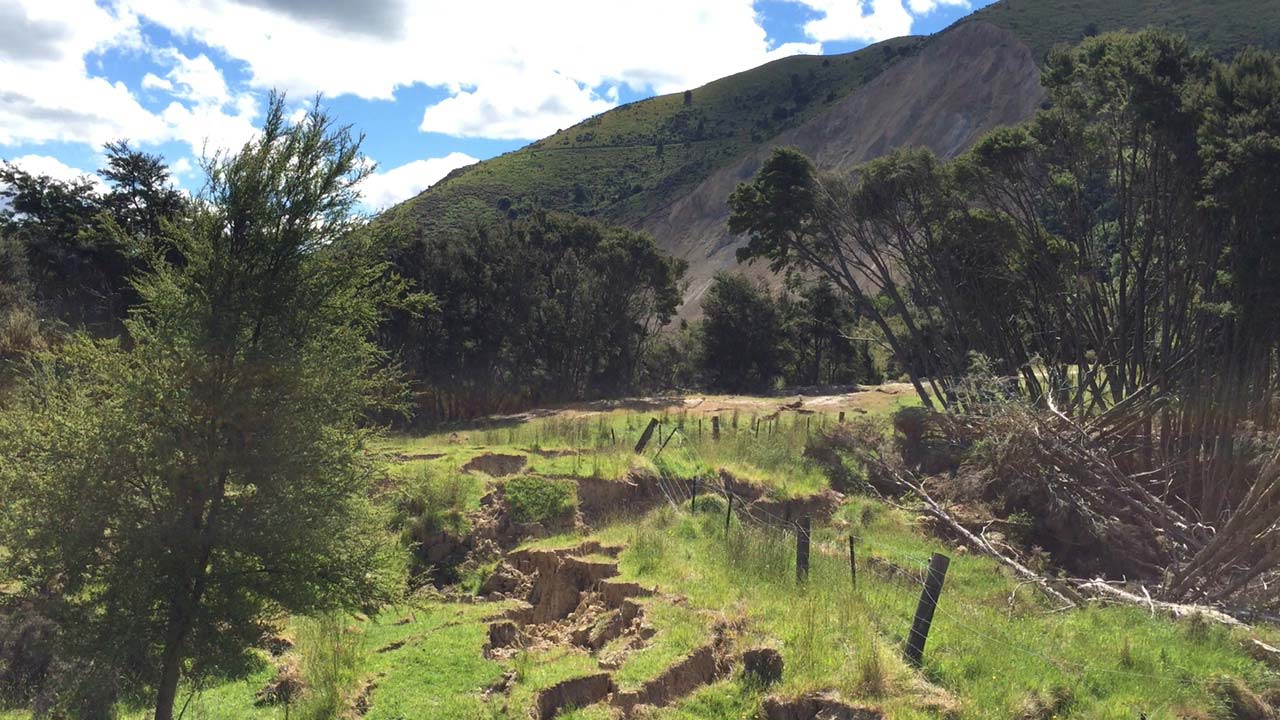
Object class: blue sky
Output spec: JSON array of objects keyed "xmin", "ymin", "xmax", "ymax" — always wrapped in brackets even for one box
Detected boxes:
[{"xmin": 1, "ymin": 0, "xmax": 994, "ymax": 210}]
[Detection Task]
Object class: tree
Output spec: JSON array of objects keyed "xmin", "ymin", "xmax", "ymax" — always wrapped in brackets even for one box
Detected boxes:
[
  {"xmin": 383, "ymin": 211, "xmax": 684, "ymax": 422},
  {"xmin": 700, "ymin": 274, "xmax": 784, "ymax": 392},
  {"xmin": 0, "ymin": 143, "xmax": 187, "ymax": 336},
  {"xmin": 0, "ymin": 163, "xmax": 124, "ymax": 330},
  {"xmin": 0, "ymin": 94, "xmax": 408, "ymax": 718},
  {"xmin": 779, "ymin": 280, "xmax": 878, "ymax": 386},
  {"xmin": 100, "ymin": 140, "xmax": 186, "ymax": 242}
]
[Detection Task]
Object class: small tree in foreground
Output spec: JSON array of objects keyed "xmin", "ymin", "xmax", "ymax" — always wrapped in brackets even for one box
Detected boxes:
[{"xmin": 0, "ymin": 94, "xmax": 409, "ymax": 718}]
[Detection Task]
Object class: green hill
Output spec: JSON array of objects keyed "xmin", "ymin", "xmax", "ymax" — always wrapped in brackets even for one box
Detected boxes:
[
  {"xmin": 383, "ymin": 0, "xmax": 1280, "ymax": 314},
  {"xmin": 968, "ymin": 0, "xmax": 1280, "ymax": 63},
  {"xmin": 381, "ymin": 35, "xmax": 923, "ymax": 234}
]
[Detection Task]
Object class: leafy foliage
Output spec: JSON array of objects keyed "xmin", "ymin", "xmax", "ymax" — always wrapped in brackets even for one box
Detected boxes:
[
  {"xmin": 0, "ymin": 95, "xmax": 409, "ymax": 719},
  {"xmin": 730, "ymin": 30, "xmax": 1280, "ymax": 607},
  {"xmin": 504, "ymin": 476, "xmax": 577, "ymax": 525},
  {"xmin": 382, "ymin": 211, "xmax": 685, "ymax": 423}
]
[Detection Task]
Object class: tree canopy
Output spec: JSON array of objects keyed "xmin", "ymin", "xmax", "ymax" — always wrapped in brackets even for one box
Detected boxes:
[{"xmin": 0, "ymin": 95, "xmax": 409, "ymax": 719}]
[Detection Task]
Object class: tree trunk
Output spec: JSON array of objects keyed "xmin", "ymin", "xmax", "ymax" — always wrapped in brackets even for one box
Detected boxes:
[{"xmin": 154, "ymin": 603, "xmax": 191, "ymax": 720}]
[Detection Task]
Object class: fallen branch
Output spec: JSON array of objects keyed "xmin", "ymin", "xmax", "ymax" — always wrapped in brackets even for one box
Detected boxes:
[{"xmin": 1076, "ymin": 580, "xmax": 1243, "ymax": 627}]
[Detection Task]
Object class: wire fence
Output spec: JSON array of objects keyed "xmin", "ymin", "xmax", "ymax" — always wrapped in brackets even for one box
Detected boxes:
[{"xmin": 634, "ymin": 422, "xmax": 1197, "ymax": 719}]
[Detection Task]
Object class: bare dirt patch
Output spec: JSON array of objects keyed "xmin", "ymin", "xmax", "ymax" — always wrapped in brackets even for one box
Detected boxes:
[
  {"xmin": 480, "ymin": 542, "xmax": 747, "ymax": 719},
  {"xmin": 254, "ymin": 655, "xmax": 304, "ymax": 707},
  {"xmin": 533, "ymin": 673, "xmax": 617, "ymax": 720},
  {"xmin": 611, "ymin": 643, "xmax": 730, "ymax": 715},
  {"xmin": 462, "ymin": 453, "xmax": 527, "ymax": 477},
  {"xmin": 761, "ymin": 693, "xmax": 884, "ymax": 720}
]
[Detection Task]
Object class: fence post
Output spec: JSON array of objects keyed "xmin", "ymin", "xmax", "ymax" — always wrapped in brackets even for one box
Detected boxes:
[
  {"xmin": 795, "ymin": 516, "xmax": 811, "ymax": 584},
  {"xmin": 838, "ymin": 411, "xmax": 845, "ymax": 424},
  {"xmin": 634, "ymin": 418, "xmax": 659, "ymax": 454},
  {"xmin": 711, "ymin": 415, "xmax": 720, "ymax": 441},
  {"xmin": 848, "ymin": 535, "xmax": 857, "ymax": 591},
  {"xmin": 724, "ymin": 493, "xmax": 733, "ymax": 538},
  {"xmin": 904, "ymin": 553, "xmax": 950, "ymax": 668}
]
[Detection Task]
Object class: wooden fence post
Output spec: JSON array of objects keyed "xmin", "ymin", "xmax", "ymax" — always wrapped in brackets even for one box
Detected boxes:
[
  {"xmin": 711, "ymin": 415, "xmax": 720, "ymax": 441},
  {"xmin": 634, "ymin": 418, "xmax": 659, "ymax": 454},
  {"xmin": 724, "ymin": 493, "xmax": 733, "ymax": 538},
  {"xmin": 848, "ymin": 535, "xmax": 857, "ymax": 591},
  {"xmin": 796, "ymin": 516, "xmax": 811, "ymax": 584},
  {"xmin": 838, "ymin": 411, "xmax": 845, "ymax": 424},
  {"xmin": 904, "ymin": 553, "xmax": 950, "ymax": 668}
]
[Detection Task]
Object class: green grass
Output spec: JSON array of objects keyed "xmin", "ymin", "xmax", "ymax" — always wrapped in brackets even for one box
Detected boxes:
[
  {"xmin": 578, "ymin": 500, "xmax": 1276, "ymax": 719},
  {"xmin": 504, "ymin": 476, "xmax": 576, "ymax": 524},
  {"xmin": 379, "ymin": 405, "xmax": 882, "ymax": 499},
  {"xmin": 13, "ymin": 390, "xmax": 1273, "ymax": 719}
]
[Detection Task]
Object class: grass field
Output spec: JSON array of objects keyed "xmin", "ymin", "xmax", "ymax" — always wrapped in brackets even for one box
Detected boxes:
[{"xmin": 14, "ymin": 387, "xmax": 1276, "ymax": 719}]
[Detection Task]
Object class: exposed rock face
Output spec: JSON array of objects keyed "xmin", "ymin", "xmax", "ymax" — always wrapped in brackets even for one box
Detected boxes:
[{"xmin": 638, "ymin": 20, "xmax": 1045, "ymax": 317}]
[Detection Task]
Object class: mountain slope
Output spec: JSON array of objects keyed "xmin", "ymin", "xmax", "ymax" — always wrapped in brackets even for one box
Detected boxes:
[
  {"xmin": 641, "ymin": 20, "xmax": 1042, "ymax": 310},
  {"xmin": 384, "ymin": 0, "xmax": 1280, "ymax": 316},
  {"xmin": 380, "ymin": 35, "xmax": 924, "ymax": 233}
]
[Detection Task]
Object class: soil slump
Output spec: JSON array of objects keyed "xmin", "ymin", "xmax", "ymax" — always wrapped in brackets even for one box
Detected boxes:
[
  {"xmin": 462, "ymin": 453, "xmax": 527, "ymax": 477},
  {"xmin": 481, "ymin": 541, "xmax": 742, "ymax": 719},
  {"xmin": 761, "ymin": 693, "xmax": 884, "ymax": 720}
]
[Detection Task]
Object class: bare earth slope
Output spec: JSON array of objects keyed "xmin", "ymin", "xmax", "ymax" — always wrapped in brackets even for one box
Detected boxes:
[{"xmin": 641, "ymin": 21, "xmax": 1042, "ymax": 314}]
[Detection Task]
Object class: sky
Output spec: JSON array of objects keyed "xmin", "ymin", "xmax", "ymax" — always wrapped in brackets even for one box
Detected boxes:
[{"xmin": 1, "ymin": 0, "xmax": 995, "ymax": 212}]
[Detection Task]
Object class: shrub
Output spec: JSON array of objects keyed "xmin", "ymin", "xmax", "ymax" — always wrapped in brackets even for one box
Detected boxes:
[
  {"xmin": 292, "ymin": 613, "xmax": 364, "ymax": 720},
  {"xmin": 504, "ymin": 476, "xmax": 576, "ymax": 525},
  {"xmin": 398, "ymin": 466, "xmax": 481, "ymax": 538}
]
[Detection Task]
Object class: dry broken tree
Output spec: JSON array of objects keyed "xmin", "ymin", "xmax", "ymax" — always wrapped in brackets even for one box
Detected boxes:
[{"xmin": 732, "ymin": 32, "xmax": 1280, "ymax": 619}]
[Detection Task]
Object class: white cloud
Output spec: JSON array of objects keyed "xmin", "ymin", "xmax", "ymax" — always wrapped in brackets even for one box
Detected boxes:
[
  {"xmin": 170, "ymin": 156, "xmax": 194, "ymax": 176},
  {"xmin": 155, "ymin": 49, "xmax": 231, "ymax": 105},
  {"xmin": 0, "ymin": 2, "xmax": 257, "ymax": 156},
  {"xmin": 420, "ymin": 70, "xmax": 615, "ymax": 140},
  {"xmin": 117, "ymin": 0, "xmax": 827, "ymax": 139},
  {"xmin": 791, "ymin": 0, "xmax": 967, "ymax": 44},
  {"xmin": 141, "ymin": 72, "xmax": 172, "ymax": 91},
  {"xmin": 0, "ymin": 0, "xmax": 166, "ymax": 147},
  {"xmin": 359, "ymin": 152, "xmax": 478, "ymax": 211},
  {"xmin": 4, "ymin": 153, "xmax": 107, "ymax": 191}
]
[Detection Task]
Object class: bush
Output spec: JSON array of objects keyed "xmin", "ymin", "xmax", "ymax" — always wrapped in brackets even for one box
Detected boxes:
[
  {"xmin": 398, "ymin": 466, "xmax": 481, "ymax": 538},
  {"xmin": 504, "ymin": 476, "xmax": 576, "ymax": 525},
  {"xmin": 292, "ymin": 613, "xmax": 363, "ymax": 720}
]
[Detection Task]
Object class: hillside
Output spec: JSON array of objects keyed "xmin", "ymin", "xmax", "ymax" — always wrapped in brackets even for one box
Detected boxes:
[
  {"xmin": 384, "ymin": 0, "xmax": 1280, "ymax": 316},
  {"xmin": 380, "ymin": 35, "xmax": 924, "ymax": 233}
]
